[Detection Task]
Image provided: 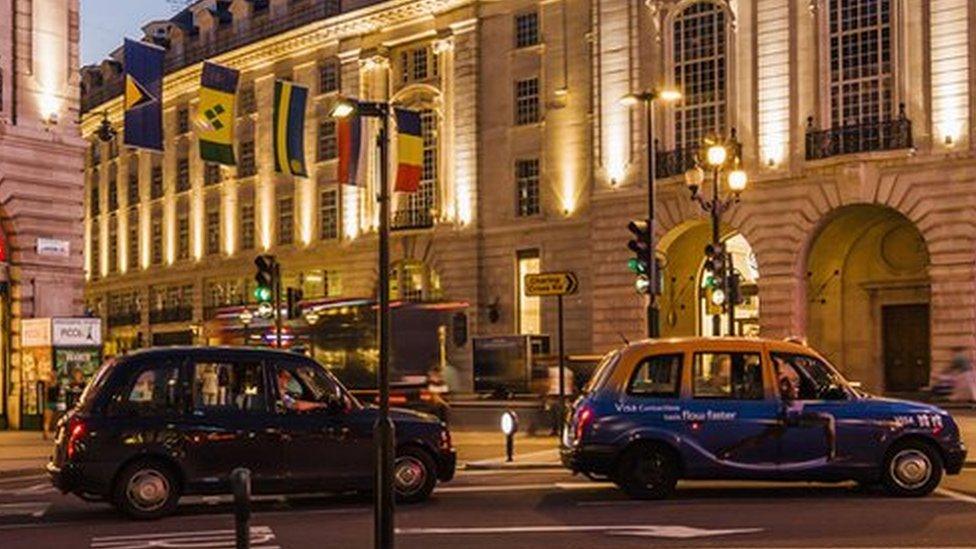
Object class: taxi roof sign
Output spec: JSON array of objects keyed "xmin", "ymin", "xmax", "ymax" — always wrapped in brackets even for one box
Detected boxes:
[{"xmin": 524, "ymin": 272, "xmax": 579, "ymax": 297}]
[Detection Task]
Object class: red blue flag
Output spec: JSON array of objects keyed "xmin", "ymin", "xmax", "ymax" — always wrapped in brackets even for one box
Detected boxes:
[{"xmin": 337, "ymin": 102, "xmax": 363, "ymax": 186}]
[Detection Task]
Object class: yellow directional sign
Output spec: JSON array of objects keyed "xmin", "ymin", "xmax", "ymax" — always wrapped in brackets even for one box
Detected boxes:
[{"xmin": 524, "ymin": 272, "xmax": 579, "ymax": 297}]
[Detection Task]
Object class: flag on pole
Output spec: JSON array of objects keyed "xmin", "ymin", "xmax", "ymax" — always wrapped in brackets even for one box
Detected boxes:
[
  {"xmin": 198, "ymin": 62, "xmax": 239, "ymax": 165},
  {"xmin": 123, "ymin": 39, "xmax": 165, "ymax": 151},
  {"xmin": 337, "ymin": 103, "xmax": 363, "ymax": 186},
  {"xmin": 272, "ymin": 80, "xmax": 309, "ymax": 177},
  {"xmin": 394, "ymin": 108, "xmax": 423, "ymax": 193}
]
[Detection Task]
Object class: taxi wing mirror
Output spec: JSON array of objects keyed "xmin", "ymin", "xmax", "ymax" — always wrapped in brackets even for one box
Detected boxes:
[{"xmin": 778, "ymin": 378, "xmax": 795, "ymax": 404}]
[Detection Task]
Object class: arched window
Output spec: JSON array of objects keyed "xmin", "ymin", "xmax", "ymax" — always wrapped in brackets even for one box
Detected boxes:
[
  {"xmin": 394, "ymin": 109, "xmax": 438, "ymax": 229},
  {"xmin": 827, "ymin": 0, "xmax": 893, "ymax": 126},
  {"xmin": 672, "ymin": 1, "xmax": 728, "ymax": 150}
]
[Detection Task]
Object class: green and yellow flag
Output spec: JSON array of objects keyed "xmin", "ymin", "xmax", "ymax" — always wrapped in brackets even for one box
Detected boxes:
[{"xmin": 197, "ymin": 62, "xmax": 239, "ymax": 165}]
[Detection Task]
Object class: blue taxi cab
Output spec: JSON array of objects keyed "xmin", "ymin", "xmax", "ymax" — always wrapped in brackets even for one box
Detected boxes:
[{"xmin": 561, "ymin": 337, "xmax": 967, "ymax": 499}]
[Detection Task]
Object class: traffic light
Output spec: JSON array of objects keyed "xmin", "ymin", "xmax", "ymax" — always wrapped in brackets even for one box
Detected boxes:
[
  {"xmin": 704, "ymin": 242, "xmax": 727, "ymax": 277},
  {"xmin": 728, "ymin": 270, "xmax": 743, "ymax": 306},
  {"xmin": 286, "ymin": 287, "xmax": 304, "ymax": 319},
  {"xmin": 627, "ymin": 220, "xmax": 651, "ymax": 275},
  {"xmin": 254, "ymin": 254, "xmax": 277, "ymax": 304}
]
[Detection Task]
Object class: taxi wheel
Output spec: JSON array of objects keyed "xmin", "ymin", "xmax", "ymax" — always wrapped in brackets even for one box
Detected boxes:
[
  {"xmin": 617, "ymin": 445, "xmax": 678, "ymax": 500},
  {"xmin": 113, "ymin": 460, "xmax": 181, "ymax": 520},
  {"xmin": 882, "ymin": 440, "xmax": 943, "ymax": 498},
  {"xmin": 394, "ymin": 447, "xmax": 437, "ymax": 504}
]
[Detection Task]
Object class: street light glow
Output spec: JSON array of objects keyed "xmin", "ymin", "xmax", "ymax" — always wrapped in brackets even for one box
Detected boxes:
[
  {"xmin": 330, "ymin": 99, "xmax": 356, "ymax": 119},
  {"xmin": 657, "ymin": 89, "xmax": 683, "ymax": 102},
  {"xmin": 684, "ymin": 166, "xmax": 705, "ymax": 189},
  {"xmin": 706, "ymin": 144, "xmax": 728, "ymax": 167},
  {"xmin": 619, "ymin": 93, "xmax": 642, "ymax": 107},
  {"xmin": 728, "ymin": 169, "xmax": 748, "ymax": 193}
]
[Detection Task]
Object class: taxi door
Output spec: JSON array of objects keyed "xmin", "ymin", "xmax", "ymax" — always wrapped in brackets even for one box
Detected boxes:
[{"xmin": 680, "ymin": 350, "xmax": 782, "ymax": 475}]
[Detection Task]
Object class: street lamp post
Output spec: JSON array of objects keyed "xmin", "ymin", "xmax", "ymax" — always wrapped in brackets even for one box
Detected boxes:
[
  {"xmin": 683, "ymin": 131, "xmax": 748, "ymax": 337},
  {"xmin": 621, "ymin": 89, "xmax": 682, "ymax": 338},
  {"xmin": 331, "ymin": 98, "xmax": 395, "ymax": 549}
]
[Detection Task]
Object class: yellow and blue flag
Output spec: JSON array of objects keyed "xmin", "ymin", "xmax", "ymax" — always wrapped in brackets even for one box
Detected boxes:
[
  {"xmin": 123, "ymin": 39, "xmax": 164, "ymax": 151},
  {"xmin": 395, "ymin": 108, "xmax": 422, "ymax": 193},
  {"xmin": 198, "ymin": 62, "xmax": 239, "ymax": 165},
  {"xmin": 273, "ymin": 80, "xmax": 309, "ymax": 178}
]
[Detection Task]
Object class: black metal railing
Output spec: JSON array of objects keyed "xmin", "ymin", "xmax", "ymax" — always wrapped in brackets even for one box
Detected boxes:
[
  {"xmin": 108, "ymin": 311, "xmax": 141, "ymax": 328},
  {"xmin": 654, "ymin": 143, "xmax": 699, "ymax": 179},
  {"xmin": 392, "ymin": 209, "xmax": 435, "ymax": 231},
  {"xmin": 149, "ymin": 306, "xmax": 194, "ymax": 325},
  {"xmin": 805, "ymin": 104, "xmax": 913, "ymax": 161},
  {"xmin": 82, "ymin": 0, "xmax": 342, "ymax": 112}
]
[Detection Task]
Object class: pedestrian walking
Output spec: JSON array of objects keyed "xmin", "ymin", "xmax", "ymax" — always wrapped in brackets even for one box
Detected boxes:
[
  {"xmin": 42, "ymin": 375, "xmax": 60, "ymax": 440},
  {"xmin": 949, "ymin": 347, "xmax": 976, "ymax": 402}
]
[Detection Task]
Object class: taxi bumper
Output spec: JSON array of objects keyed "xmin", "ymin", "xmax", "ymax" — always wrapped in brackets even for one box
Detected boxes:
[
  {"xmin": 437, "ymin": 448, "xmax": 457, "ymax": 482},
  {"xmin": 560, "ymin": 444, "xmax": 617, "ymax": 476},
  {"xmin": 944, "ymin": 442, "xmax": 967, "ymax": 475}
]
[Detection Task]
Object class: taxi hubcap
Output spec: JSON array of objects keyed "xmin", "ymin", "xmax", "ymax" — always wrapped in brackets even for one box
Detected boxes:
[
  {"xmin": 394, "ymin": 456, "xmax": 426, "ymax": 495},
  {"xmin": 127, "ymin": 469, "xmax": 170, "ymax": 512},
  {"xmin": 890, "ymin": 449, "xmax": 931, "ymax": 490}
]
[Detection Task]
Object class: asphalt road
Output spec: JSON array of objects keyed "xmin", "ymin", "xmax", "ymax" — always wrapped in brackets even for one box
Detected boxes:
[{"xmin": 2, "ymin": 467, "xmax": 976, "ymax": 548}]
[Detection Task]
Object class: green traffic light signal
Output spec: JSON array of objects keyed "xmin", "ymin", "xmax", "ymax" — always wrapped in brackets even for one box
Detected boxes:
[
  {"xmin": 254, "ymin": 286, "xmax": 272, "ymax": 302},
  {"xmin": 627, "ymin": 257, "xmax": 648, "ymax": 274}
]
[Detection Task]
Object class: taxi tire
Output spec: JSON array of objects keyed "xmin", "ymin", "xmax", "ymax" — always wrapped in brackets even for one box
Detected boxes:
[
  {"xmin": 617, "ymin": 445, "xmax": 678, "ymax": 500},
  {"xmin": 881, "ymin": 440, "xmax": 943, "ymax": 498},
  {"xmin": 113, "ymin": 459, "xmax": 181, "ymax": 520},
  {"xmin": 394, "ymin": 447, "xmax": 437, "ymax": 504}
]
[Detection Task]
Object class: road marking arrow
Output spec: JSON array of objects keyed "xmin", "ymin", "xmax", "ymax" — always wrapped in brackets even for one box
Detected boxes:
[{"xmin": 396, "ymin": 524, "xmax": 763, "ymax": 539}]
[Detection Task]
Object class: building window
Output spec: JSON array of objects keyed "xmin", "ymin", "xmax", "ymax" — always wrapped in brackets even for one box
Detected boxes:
[
  {"xmin": 176, "ymin": 156, "xmax": 190, "ymax": 192},
  {"xmin": 90, "ymin": 174, "xmax": 100, "ymax": 217},
  {"xmin": 206, "ymin": 205, "xmax": 221, "ymax": 256},
  {"xmin": 672, "ymin": 1, "xmax": 728, "ymax": 150},
  {"xmin": 128, "ymin": 209, "xmax": 139, "ymax": 269},
  {"xmin": 90, "ymin": 224, "xmax": 100, "ymax": 279},
  {"xmin": 177, "ymin": 211, "xmax": 190, "ymax": 261},
  {"xmin": 239, "ymin": 140, "xmax": 256, "ymax": 177},
  {"xmin": 317, "ymin": 120, "xmax": 338, "ymax": 161},
  {"xmin": 151, "ymin": 212, "xmax": 163, "ymax": 265},
  {"xmin": 515, "ymin": 159, "xmax": 540, "ymax": 217},
  {"xmin": 127, "ymin": 166, "xmax": 139, "ymax": 205},
  {"xmin": 517, "ymin": 249, "xmax": 541, "ymax": 334},
  {"xmin": 107, "ymin": 166, "xmax": 118, "ymax": 211},
  {"xmin": 177, "ymin": 106, "xmax": 190, "ymax": 134},
  {"xmin": 396, "ymin": 110, "xmax": 437, "ymax": 229},
  {"xmin": 828, "ymin": 0, "xmax": 893, "ymax": 126},
  {"xmin": 151, "ymin": 163, "xmax": 164, "ymax": 199},
  {"xmin": 278, "ymin": 196, "xmax": 294, "ymax": 245},
  {"xmin": 240, "ymin": 203, "xmax": 255, "ymax": 251},
  {"xmin": 204, "ymin": 162, "xmax": 221, "ymax": 186},
  {"xmin": 318, "ymin": 60, "xmax": 340, "ymax": 94},
  {"xmin": 319, "ymin": 189, "xmax": 338, "ymax": 240},
  {"xmin": 515, "ymin": 12, "xmax": 540, "ymax": 48},
  {"xmin": 514, "ymin": 77, "xmax": 541, "ymax": 125},
  {"xmin": 239, "ymin": 84, "xmax": 256, "ymax": 115},
  {"xmin": 90, "ymin": 141, "xmax": 101, "ymax": 165},
  {"xmin": 108, "ymin": 219, "xmax": 118, "ymax": 274},
  {"xmin": 400, "ymin": 46, "xmax": 437, "ymax": 84}
]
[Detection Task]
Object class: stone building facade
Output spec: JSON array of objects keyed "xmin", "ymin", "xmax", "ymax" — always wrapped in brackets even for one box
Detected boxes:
[
  {"xmin": 1, "ymin": 0, "xmax": 86, "ymax": 428},
  {"xmin": 82, "ymin": 0, "xmax": 976, "ymax": 395}
]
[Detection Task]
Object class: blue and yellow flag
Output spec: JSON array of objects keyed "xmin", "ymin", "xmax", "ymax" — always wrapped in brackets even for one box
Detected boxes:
[
  {"xmin": 198, "ymin": 62, "xmax": 239, "ymax": 165},
  {"xmin": 123, "ymin": 39, "xmax": 164, "ymax": 151},
  {"xmin": 395, "ymin": 108, "xmax": 422, "ymax": 193},
  {"xmin": 272, "ymin": 80, "xmax": 309, "ymax": 178}
]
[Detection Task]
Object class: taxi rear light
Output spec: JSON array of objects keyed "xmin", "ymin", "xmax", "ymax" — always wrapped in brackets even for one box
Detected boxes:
[
  {"xmin": 67, "ymin": 418, "xmax": 87, "ymax": 460},
  {"xmin": 389, "ymin": 395, "xmax": 408, "ymax": 405},
  {"xmin": 575, "ymin": 406, "xmax": 594, "ymax": 443}
]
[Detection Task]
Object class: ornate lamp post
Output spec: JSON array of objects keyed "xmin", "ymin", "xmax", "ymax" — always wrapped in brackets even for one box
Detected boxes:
[
  {"xmin": 620, "ymin": 88, "xmax": 682, "ymax": 337},
  {"xmin": 683, "ymin": 131, "xmax": 748, "ymax": 336}
]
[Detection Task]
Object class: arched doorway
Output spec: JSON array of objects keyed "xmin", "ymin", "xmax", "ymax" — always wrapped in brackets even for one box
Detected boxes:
[
  {"xmin": 805, "ymin": 205, "xmax": 930, "ymax": 392},
  {"xmin": 658, "ymin": 222, "xmax": 760, "ymax": 337}
]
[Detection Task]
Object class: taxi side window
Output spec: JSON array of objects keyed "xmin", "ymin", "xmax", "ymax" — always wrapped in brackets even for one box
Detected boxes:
[
  {"xmin": 628, "ymin": 354, "xmax": 682, "ymax": 398},
  {"xmin": 693, "ymin": 352, "xmax": 763, "ymax": 400},
  {"xmin": 120, "ymin": 363, "xmax": 182, "ymax": 416},
  {"xmin": 191, "ymin": 361, "xmax": 268, "ymax": 414}
]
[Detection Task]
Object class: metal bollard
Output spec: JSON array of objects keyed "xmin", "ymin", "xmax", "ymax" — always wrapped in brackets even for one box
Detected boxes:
[
  {"xmin": 231, "ymin": 468, "xmax": 252, "ymax": 549},
  {"xmin": 501, "ymin": 410, "xmax": 519, "ymax": 462}
]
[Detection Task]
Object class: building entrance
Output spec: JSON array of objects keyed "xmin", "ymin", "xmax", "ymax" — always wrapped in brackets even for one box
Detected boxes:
[{"xmin": 882, "ymin": 304, "xmax": 931, "ymax": 392}]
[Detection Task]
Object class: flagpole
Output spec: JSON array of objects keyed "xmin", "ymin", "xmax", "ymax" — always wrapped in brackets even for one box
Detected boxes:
[{"xmin": 375, "ymin": 105, "xmax": 395, "ymax": 549}]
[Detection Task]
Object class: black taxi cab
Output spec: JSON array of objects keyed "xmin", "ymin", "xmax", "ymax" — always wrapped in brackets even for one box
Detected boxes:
[
  {"xmin": 47, "ymin": 347, "xmax": 456, "ymax": 519},
  {"xmin": 562, "ymin": 337, "xmax": 967, "ymax": 499}
]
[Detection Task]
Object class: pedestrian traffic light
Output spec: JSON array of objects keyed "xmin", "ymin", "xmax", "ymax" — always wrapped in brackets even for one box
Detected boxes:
[
  {"xmin": 254, "ymin": 254, "xmax": 277, "ymax": 304},
  {"xmin": 286, "ymin": 287, "xmax": 304, "ymax": 319},
  {"xmin": 704, "ymin": 242, "xmax": 727, "ymax": 276},
  {"xmin": 627, "ymin": 220, "xmax": 652, "ymax": 276}
]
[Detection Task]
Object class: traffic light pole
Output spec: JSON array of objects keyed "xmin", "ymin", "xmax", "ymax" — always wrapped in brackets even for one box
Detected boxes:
[
  {"xmin": 374, "ymin": 107, "xmax": 395, "ymax": 549},
  {"xmin": 644, "ymin": 98, "xmax": 660, "ymax": 339},
  {"xmin": 710, "ymin": 170, "xmax": 722, "ymax": 337},
  {"xmin": 274, "ymin": 262, "xmax": 282, "ymax": 347}
]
